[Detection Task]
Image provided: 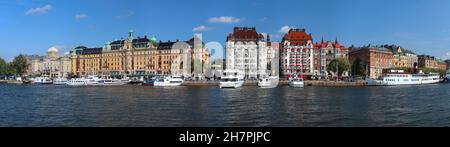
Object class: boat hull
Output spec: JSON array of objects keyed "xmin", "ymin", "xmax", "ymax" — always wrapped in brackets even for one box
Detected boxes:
[
  {"xmin": 289, "ymin": 82, "xmax": 304, "ymax": 88},
  {"xmin": 219, "ymin": 81, "xmax": 244, "ymax": 88}
]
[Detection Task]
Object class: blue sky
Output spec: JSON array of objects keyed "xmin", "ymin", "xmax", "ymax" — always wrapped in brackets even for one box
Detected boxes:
[{"xmin": 1, "ymin": 0, "xmax": 450, "ymax": 61}]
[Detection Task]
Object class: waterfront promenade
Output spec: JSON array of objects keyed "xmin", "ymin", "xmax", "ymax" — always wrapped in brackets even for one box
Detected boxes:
[
  {"xmin": 2, "ymin": 79, "xmax": 365, "ymax": 87},
  {"xmin": 182, "ymin": 80, "xmax": 366, "ymax": 87}
]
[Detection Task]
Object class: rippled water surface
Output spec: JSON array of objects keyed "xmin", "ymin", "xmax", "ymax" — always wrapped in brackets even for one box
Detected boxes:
[{"xmin": 1, "ymin": 83, "xmax": 450, "ymax": 127}]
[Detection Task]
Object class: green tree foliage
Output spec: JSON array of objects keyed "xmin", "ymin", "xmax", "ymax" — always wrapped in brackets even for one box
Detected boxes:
[
  {"xmin": 419, "ymin": 67, "xmax": 446, "ymax": 77},
  {"xmin": 10, "ymin": 54, "xmax": 29, "ymax": 77},
  {"xmin": 0, "ymin": 57, "xmax": 7, "ymax": 75},
  {"xmin": 351, "ymin": 58, "xmax": 366, "ymax": 76},
  {"xmin": 0, "ymin": 57, "xmax": 16, "ymax": 77},
  {"xmin": 327, "ymin": 58, "xmax": 351, "ymax": 77}
]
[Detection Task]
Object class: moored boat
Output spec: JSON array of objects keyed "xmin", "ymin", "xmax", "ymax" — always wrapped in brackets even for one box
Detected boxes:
[
  {"xmin": 85, "ymin": 76, "xmax": 102, "ymax": 86},
  {"xmin": 53, "ymin": 78, "xmax": 68, "ymax": 85},
  {"xmin": 67, "ymin": 78, "xmax": 87, "ymax": 86},
  {"xmin": 289, "ymin": 77, "xmax": 304, "ymax": 88},
  {"xmin": 142, "ymin": 78, "xmax": 155, "ymax": 86},
  {"xmin": 366, "ymin": 70, "xmax": 440, "ymax": 86},
  {"xmin": 258, "ymin": 76, "xmax": 279, "ymax": 88},
  {"xmin": 153, "ymin": 76, "xmax": 183, "ymax": 87},
  {"xmin": 219, "ymin": 70, "xmax": 244, "ymax": 88},
  {"xmin": 100, "ymin": 79, "xmax": 127, "ymax": 86},
  {"xmin": 444, "ymin": 70, "xmax": 450, "ymax": 83},
  {"xmin": 34, "ymin": 77, "xmax": 53, "ymax": 84}
]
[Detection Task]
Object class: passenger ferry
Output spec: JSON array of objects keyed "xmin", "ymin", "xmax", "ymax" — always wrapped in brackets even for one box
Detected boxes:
[
  {"xmin": 366, "ymin": 70, "xmax": 440, "ymax": 86},
  {"xmin": 219, "ymin": 70, "xmax": 244, "ymax": 88},
  {"xmin": 153, "ymin": 76, "xmax": 184, "ymax": 87}
]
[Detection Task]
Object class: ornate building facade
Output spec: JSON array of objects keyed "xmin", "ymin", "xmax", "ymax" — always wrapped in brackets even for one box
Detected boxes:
[
  {"xmin": 71, "ymin": 30, "xmax": 209, "ymax": 78},
  {"xmin": 382, "ymin": 45, "xmax": 418, "ymax": 69},
  {"xmin": 226, "ymin": 27, "xmax": 274, "ymax": 79},
  {"xmin": 280, "ymin": 28, "xmax": 348, "ymax": 79},
  {"xmin": 280, "ymin": 28, "xmax": 314, "ymax": 79},
  {"xmin": 27, "ymin": 47, "xmax": 72, "ymax": 78}
]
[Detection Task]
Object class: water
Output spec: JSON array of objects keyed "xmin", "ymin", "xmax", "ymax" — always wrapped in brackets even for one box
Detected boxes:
[{"xmin": 1, "ymin": 83, "xmax": 450, "ymax": 127}]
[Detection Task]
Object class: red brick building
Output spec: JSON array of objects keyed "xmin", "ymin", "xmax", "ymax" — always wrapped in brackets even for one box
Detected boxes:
[
  {"xmin": 349, "ymin": 45, "xmax": 394, "ymax": 79},
  {"xmin": 280, "ymin": 28, "xmax": 349, "ymax": 79}
]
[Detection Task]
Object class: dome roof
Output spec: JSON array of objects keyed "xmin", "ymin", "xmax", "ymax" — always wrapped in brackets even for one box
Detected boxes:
[
  {"xmin": 47, "ymin": 47, "xmax": 59, "ymax": 53},
  {"xmin": 150, "ymin": 36, "xmax": 157, "ymax": 42}
]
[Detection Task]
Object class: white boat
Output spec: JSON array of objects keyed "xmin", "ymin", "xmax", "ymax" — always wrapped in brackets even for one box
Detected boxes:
[
  {"xmin": 67, "ymin": 78, "xmax": 87, "ymax": 86},
  {"xmin": 34, "ymin": 77, "xmax": 53, "ymax": 84},
  {"xmin": 85, "ymin": 76, "xmax": 102, "ymax": 86},
  {"xmin": 153, "ymin": 76, "xmax": 184, "ymax": 87},
  {"xmin": 120, "ymin": 77, "xmax": 131, "ymax": 85},
  {"xmin": 289, "ymin": 77, "xmax": 304, "ymax": 88},
  {"xmin": 258, "ymin": 76, "xmax": 279, "ymax": 88},
  {"xmin": 53, "ymin": 78, "xmax": 68, "ymax": 85},
  {"xmin": 219, "ymin": 70, "xmax": 244, "ymax": 88},
  {"xmin": 366, "ymin": 70, "xmax": 440, "ymax": 86},
  {"xmin": 100, "ymin": 79, "xmax": 127, "ymax": 86}
]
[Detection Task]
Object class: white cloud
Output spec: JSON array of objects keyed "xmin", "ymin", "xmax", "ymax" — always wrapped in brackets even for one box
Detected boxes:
[
  {"xmin": 192, "ymin": 25, "xmax": 211, "ymax": 32},
  {"xmin": 208, "ymin": 16, "xmax": 241, "ymax": 24},
  {"xmin": 446, "ymin": 52, "xmax": 450, "ymax": 57},
  {"xmin": 279, "ymin": 25, "xmax": 294, "ymax": 33},
  {"xmin": 75, "ymin": 14, "xmax": 88, "ymax": 20},
  {"xmin": 25, "ymin": 4, "xmax": 52, "ymax": 16}
]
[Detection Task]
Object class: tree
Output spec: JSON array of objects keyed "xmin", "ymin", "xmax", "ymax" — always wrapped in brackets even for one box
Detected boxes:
[
  {"xmin": 10, "ymin": 54, "xmax": 29, "ymax": 77},
  {"xmin": 0, "ymin": 57, "xmax": 7, "ymax": 76},
  {"xmin": 327, "ymin": 58, "xmax": 351, "ymax": 78},
  {"xmin": 351, "ymin": 58, "xmax": 366, "ymax": 76}
]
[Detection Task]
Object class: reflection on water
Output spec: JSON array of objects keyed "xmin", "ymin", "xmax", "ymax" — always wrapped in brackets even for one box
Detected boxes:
[{"xmin": 0, "ymin": 83, "xmax": 450, "ymax": 127}]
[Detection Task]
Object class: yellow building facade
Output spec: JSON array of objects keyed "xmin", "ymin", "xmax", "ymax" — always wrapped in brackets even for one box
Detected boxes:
[{"xmin": 70, "ymin": 31, "xmax": 209, "ymax": 78}]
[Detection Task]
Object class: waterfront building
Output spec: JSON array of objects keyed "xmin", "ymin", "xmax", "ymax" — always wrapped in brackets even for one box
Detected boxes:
[
  {"xmin": 280, "ymin": 28, "xmax": 314, "ymax": 79},
  {"xmin": 418, "ymin": 55, "xmax": 439, "ymax": 69},
  {"xmin": 312, "ymin": 38, "xmax": 349, "ymax": 78},
  {"xmin": 437, "ymin": 60, "xmax": 447, "ymax": 71},
  {"xmin": 27, "ymin": 47, "xmax": 72, "ymax": 78},
  {"xmin": 225, "ymin": 27, "xmax": 274, "ymax": 79},
  {"xmin": 210, "ymin": 59, "xmax": 225, "ymax": 79},
  {"xmin": 25, "ymin": 54, "xmax": 45, "ymax": 77},
  {"xmin": 71, "ymin": 30, "xmax": 209, "ymax": 78},
  {"xmin": 280, "ymin": 28, "xmax": 348, "ymax": 79},
  {"xmin": 384, "ymin": 45, "xmax": 418, "ymax": 69},
  {"xmin": 71, "ymin": 46, "xmax": 103, "ymax": 77},
  {"xmin": 446, "ymin": 60, "xmax": 450, "ymax": 70},
  {"xmin": 349, "ymin": 45, "xmax": 394, "ymax": 79}
]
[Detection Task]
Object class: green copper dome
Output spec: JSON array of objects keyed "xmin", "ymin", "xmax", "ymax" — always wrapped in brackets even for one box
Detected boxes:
[{"xmin": 150, "ymin": 36, "xmax": 157, "ymax": 42}]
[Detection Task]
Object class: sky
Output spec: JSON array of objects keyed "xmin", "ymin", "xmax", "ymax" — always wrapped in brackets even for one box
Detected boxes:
[{"xmin": 1, "ymin": 0, "xmax": 450, "ymax": 61}]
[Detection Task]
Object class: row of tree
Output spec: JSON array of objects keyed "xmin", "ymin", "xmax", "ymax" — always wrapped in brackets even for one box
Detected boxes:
[{"xmin": 0, "ymin": 55, "xmax": 30, "ymax": 79}]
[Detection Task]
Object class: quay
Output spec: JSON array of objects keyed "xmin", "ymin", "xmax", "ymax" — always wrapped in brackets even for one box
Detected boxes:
[{"xmin": 182, "ymin": 80, "xmax": 366, "ymax": 87}]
